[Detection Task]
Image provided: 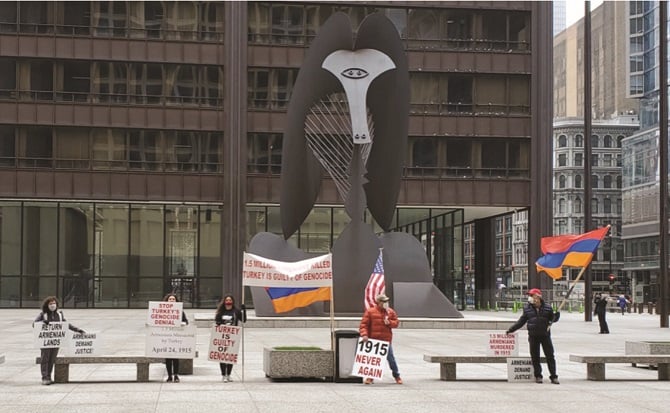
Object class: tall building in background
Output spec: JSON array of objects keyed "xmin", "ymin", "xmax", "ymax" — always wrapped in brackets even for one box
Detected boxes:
[
  {"xmin": 0, "ymin": 2, "xmax": 553, "ymax": 310},
  {"xmin": 554, "ymin": 0, "xmax": 638, "ymax": 120},
  {"xmin": 553, "ymin": 0, "xmax": 566, "ymax": 36}
]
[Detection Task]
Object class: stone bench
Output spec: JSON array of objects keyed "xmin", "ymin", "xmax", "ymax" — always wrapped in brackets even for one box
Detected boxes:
[
  {"xmin": 423, "ymin": 355, "xmax": 545, "ymax": 381},
  {"xmin": 569, "ymin": 354, "xmax": 670, "ymax": 381},
  {"xmin": 36, "ymin": 356, "xmax": 165, "ymax": 383},
  {"xmin": 0, "ymin": 353, "xmax": 5, "ymax": 364}
]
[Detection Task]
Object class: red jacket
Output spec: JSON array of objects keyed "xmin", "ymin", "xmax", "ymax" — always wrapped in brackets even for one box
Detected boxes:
[{"xmin": 359, "ymin": 305, "xmax": 399, "ymax": 342}]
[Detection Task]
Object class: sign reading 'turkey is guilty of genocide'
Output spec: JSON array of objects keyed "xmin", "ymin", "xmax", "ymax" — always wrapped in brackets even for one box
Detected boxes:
[
  {"xmin": 487, "ymin": 332, "xmax": 518, "ymax": 357},
  {"xmin": 146, "ymin": 301, "xmax": 183, "ymax": 327},
  {"xmin": 351, "ymin": 337, "xmax": 389, "ymax": 380},
  {"xmin": 33, "ymin": 322, "xmax": 69, "ymax": 349},
  {"xmin": 208, "ymin": 324, "xmax": 242, "ymax": 364}
]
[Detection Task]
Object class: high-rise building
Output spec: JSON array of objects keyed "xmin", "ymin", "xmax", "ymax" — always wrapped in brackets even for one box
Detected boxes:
[
  {"xmin": 553, "ymin": 0, "xmax": 567, "ymax": 36},
  {"xmin": 0, "ymin": 2, "xmax": 553, "ymax": 309}
]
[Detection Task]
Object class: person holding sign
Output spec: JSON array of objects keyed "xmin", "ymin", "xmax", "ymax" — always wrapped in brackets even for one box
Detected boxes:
[
  {"xmin": 214, "ymin": 294, "xmax": 246, "ymax": 382},
  {"xmin": 505, "ymin": 288, "xmax": 559, "ymax": 385},
  {"xmin": 33, "ymin": 296, "xmax": 85, "ymax": 385},
  {"xmin": 163, "ymin": 293, "xmax": 188, "ymax": 383},
  {"xmin": 358, "ymin": 294, "xmax": 402, "ymax": 385}
]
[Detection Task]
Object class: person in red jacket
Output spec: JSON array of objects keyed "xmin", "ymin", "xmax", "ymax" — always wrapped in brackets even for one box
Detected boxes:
[{"xmin": 359, "ymin": 294, "xmax": 402, "ymax": 385}]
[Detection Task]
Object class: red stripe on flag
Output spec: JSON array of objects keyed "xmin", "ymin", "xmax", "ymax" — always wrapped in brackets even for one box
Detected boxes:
[{"xmin": 364, "ymin": 252, "xmax": 385, "ymax": 309}]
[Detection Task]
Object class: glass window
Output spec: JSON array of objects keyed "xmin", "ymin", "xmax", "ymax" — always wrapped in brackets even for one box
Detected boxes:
[
  {"xmin": 55, "ymin": 127, "xmax": 89, "ymax": 169},
  {"xmin": 559, "ymin": 175, "xmax": 566, "ymax": 188},
  {"xmin": 129, "ymin": 130, "xmax": 162, "ymax": 170},
  {"xmin": 574, "ymin": 153, "xmax": 583, "ymax": 166},
  {"xmin": 140, "ymin": 1, "xmax": 163, "ymax": 38},
  {"xmin": 558, "ymin": 135, "xmax": 567, "ymax": 147},
  {"xmin": 591, "ymin": 174, "xmax": 599, "ymax": 188},
  {"xmin": 0, "ymin": 58, "xmax": 16, "ymax": 96},
  {"xmin": 92, "ymin": 129, "xmax": 127, "ymax": 170},
  {"xmin": 407, "ymin": 9, "xmax": 439, "ymax": 40},
  {"xmin": 0, "ymin": 202, "xmax": 21, "ymax": 276},
  {"xmin": 167, "ymin": 64, "xmax": 198, "ymax": 104},
  {"xmin": 58, "ymin": 203, "xmax": 94, "ymax": 306},
  {"xmin": 19, "ymin": 1, "xmax": 52, "ymax": 34},
  {"xmin": 131, "ymin": 64, "xmax": 163, "ymax": 104},
  {"xmin": 92, "ymin": 62, "xmax": 128, "ymax": 103},
  {"xmin": 23, "ymin": 203, "xmax": 58, "ymax": 276},
  {"xmin": 200, "ymin": 2, "xmax": 225, "ymax": 41},
  {"xmin": 18, "ymin": 127, "xmax": 52, "ymax": 168},
  {"xmin": 447, "ymin": 76, "xmax": 472, "ymax": 112},
  {"xmin": 165, "ymin": 131, "xmax": 197, "ymax": 172},
  {"xmin": 200, "ymin": 132, "xmax": 221, "ymax": 173},
  {"xmin": 29, "ymin": 61, "xmax": 54, "ymax": 100},
  {"xmin": 199, "ymin": 277, "xmax": 222, "ymax": 308},
  {"xmin": 59, "ymin": 2, "xmax": 90, "ymax": 35},
  {"xmin": 591, "ymin": 134, "xmax": 599, "ymax": 148},
  {"xmin": 603, "ymin": 175, "xmax": 612, "ymax": 188},
  {"xmin": 248, "ymin": 133, "xmax": 282, "ymax": 174},
  {"xmin": 558, "ymin": 154, "xmax": 566, "ymax": 166},
  {"xmin": 481, "ymin": 140, "xmax": 506, "ymax": 170},
  {"xmin": 575, "ymin": 174, "xmax": 582, "ymax": 188},
  {"xmin": 272, "ymin": 68, "xmax": 298, "ymax": 109},
  {"xmin": 165, "ymin": 1, "xmax": 197, "ymax": 40},
  {"xmin": 475, "ymin": 76, "xmax": 505, "ymax": 114},
  {"xmin": 95, "ymin": 204, "xmax": 129, "ymax": 279},
  {"xmin": 59, "ymin": 61, "xmax": 90, "ymax": 102},
  {"xmin": 248, "ymin": 2, "xmax": 271, "ymax": 43},
  {"xmin": 201, "ymin": 66, "xmax": 222, "ymax": 106},
  {"xmin": 574, "ymin": 197, "xmax": 582, "ymax": 213},
  {"xmin": 271, "ymin": 3, "xmax": 304, "ymax": 44},
  {"xmin": 410, "ymin": 137, "xmax": 438, "ymax": 167},
  {"xmin": 604, "ymin": 198, "xmax": 612, "ymax": 213},
  {"xmin": 92, "ymin": 1, "xmax": 127, "ymax": 37},
  {"xmin": 575, "ymin": 134, "xmax": 583, "ymax": 147},
  {"xmin": 0, "ymin": 2, "xmax": 17, "ymax": 33},
  {"xmin": 248, "ymin": 68, "xmax": 269, "ymax": 109},
  {"xmin": 446, "ymin": 139, "xmax": 471, "ymax": 170},
  {"xmin": 299, "ymin": 207, "xmax": 332, "ymax": 252},
  {"xmin": 0, "ymin": 125, "xmax": 15, "ymax": 167},
  {"xmin": 200, "ymin": 206, "xmax": 222, "ymax": 277},
  {"xmin": 130, "ymin": 204, "xmax": 164, "ymax": 278}
]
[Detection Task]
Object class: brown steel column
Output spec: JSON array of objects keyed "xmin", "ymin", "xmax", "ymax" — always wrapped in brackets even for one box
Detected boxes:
[
  {"xmin": 659, "ymin": 1, "xmax": 669, "ymax": 328},
  {"xmin": 528, "ymin": 2, "xmax": 553, "ymax": 291},
  {"xmin": 583, "ymin": 1, "xmax": 593, "ymax": 322},
  {"xmin": 222, "ymin": 2, "xmax": 248, "ymax": 299}
]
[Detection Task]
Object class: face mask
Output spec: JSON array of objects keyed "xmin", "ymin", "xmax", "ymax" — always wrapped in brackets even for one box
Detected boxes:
[
  {"xmin": 527, "ymin": 296, "xmax": 534, "ymax": 304},
  {"xmin": 382, "ymin": 302, "xmax": 389, "ymax": 309},
  {"xmin": 48, "ymin": 303, "xmax": 57, "ymax": 311}
]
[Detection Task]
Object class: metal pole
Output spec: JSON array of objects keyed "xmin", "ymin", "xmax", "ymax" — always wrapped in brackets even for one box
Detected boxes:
[
  {"xmin": 583, "ymin": 1, "xmax": 593, "ymax": 322},
  {"xmin": 659, "ymin": 1, "xmax": 669, "ymax": 328}
]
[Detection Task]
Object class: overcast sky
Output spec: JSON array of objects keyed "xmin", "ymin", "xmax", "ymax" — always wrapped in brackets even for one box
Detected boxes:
[{"xmin": 566, "ymin": 0, "xmax": 605, "ymax": 27}]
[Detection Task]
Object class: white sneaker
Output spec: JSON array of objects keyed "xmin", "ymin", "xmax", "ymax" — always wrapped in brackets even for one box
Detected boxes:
[
  {"xmin": 227, "ymin": 375, "xmax": 233, "ymax": 382},
  {"xmin": 222, "ymin": 375, "xmax": 229, "ymax": 382}
]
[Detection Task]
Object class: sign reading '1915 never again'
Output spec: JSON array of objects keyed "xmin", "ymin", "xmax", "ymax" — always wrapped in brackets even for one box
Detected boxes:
[{"xmin": 351, "ymin": 338, "xmax": 389, "ymax": 380}]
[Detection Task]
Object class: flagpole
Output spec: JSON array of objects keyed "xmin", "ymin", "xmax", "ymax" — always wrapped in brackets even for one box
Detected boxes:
[
  {"xmin": 556, "ymin": 265, "xmax": 588, "ymax": 313},
  {"xmin": 241, "ymin": 281, "xmax": 245, "ymax": 383}
]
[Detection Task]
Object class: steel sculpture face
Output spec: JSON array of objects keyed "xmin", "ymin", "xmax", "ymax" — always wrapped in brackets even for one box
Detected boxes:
[{"xmin": 248, "ymin": 12, "xmax": 462, "ymax": 318}]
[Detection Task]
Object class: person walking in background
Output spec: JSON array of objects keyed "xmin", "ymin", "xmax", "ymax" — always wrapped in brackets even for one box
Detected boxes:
[
  {"xmin": 214, "ymin": 294, "xmax": 246, "ymax": 382},
  {"xmin": 33, "ymin": 296, "xmax": 85, "ymax": 385},
  {"xmin": 617, "ymin": 294, "xmax": 628, "ymax": 315},
  {"xmin": 163, "ymin": 293, "xmax": 188, "ymax": 383},
  {"xmin": 506, "ymin": 288, "xmax": 559, "ymax": 384},
  {"xmin": 593, "ymin": 293, "xmax": 610, "ymax": 334},
  {"xmin": 359, "ymin": 294, "xmax": 402, "ymax": 385}
]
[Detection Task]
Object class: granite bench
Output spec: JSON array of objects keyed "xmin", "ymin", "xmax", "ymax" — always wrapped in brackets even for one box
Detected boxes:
[
  {"xmin": 35, "ymin": 356, "xmax": 165, "ymax": 383},
  {"xmin": 423, "ymin": 355, "xmax": 546, "ymax": 381},
  {"xmin": 569, "ymin": 354, "xmax": 670, "ymax": 381},
  {"xmin": 0, "ymin": 353, "xmax": 5, "ymax": 364}
]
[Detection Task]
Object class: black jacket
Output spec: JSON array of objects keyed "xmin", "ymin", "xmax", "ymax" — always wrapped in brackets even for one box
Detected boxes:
[
  {"xmin": 594, "ymin": 296, "xmax": 608, "ymax": 315},
  {"xmin": 215, "ymin": 307, "xmax": 245, "ymax": 326},
  {"xmin": 507, "ymin": 301, "xmax": 555, "ymax": 337},
  {"xmin": 33, "ymin": 310, "xmax": 83, "ymax": 333}
]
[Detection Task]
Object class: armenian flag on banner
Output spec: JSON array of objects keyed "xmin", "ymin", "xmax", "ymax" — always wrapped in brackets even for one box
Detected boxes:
[
  {"xmin": 535, "ymin": 226, "xmax": 610, "ymax": 280},
  {"xmin": 266, "ymin": 286, "xmax": 331, "ymax": 313}
]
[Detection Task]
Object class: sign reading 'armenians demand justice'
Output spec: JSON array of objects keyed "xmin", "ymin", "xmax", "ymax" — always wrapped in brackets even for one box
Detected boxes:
[{"xmin": 242, "ymin": 252, "xmax": 333, "ymax": 288}]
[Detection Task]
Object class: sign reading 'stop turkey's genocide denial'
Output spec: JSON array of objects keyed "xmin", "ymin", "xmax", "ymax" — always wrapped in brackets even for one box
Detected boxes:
[
  {"xmin": 33, "ymin": 322, "xmax": 68, "ymax": 349},
  {"xmin": 146, "ymin": 301, "xmax": 183, "ymax": 327},
  {"xmin": 488, "ymin": 332, "xmax": 518, "ymax": 357},
  {"xmin": 352, "ymin": 338, "xmax": 389, "ymax": 380},
  {"xmin": 208, "ymin": 324, "xmax": 242, "ymax": 364}
]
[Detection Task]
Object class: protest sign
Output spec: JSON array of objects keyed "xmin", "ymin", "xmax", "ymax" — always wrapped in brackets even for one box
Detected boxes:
[
  {"xmin": 351, "ymin": 337, "xmax": 389, "ymax": 380},
  {"xmin": 207, "ymin": 324, "xmax": 242, "ymax": 364},
  {"xmin": 146, "ymin": 301, "xmax": 183, "ymax": 327},
  {"xmin": 33, "ymin": 322, "xmax": 69, "ymax": 348},
  {"xmin": 146, "ymin": 325, "xmax": 197, "ymax": 359},
  {"xmin": 242, "ymin": 252, "xmax": 333, "ymax": 288},
  {"xmin": 507, "ymin": 358, "xmax": 534, "ymax": 382},
  {"xmin": 487, "ymin": 332, "xmax": 518, "ymax": 356},
  {"xmin": 64, "ymin": 331, "xmax": 102, "ymax": 356}
]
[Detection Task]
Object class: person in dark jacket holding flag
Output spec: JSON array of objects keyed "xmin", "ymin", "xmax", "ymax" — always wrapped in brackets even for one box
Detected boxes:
[{"xmin": 506, "ymin": 288, "xmax": 559, "ymax": 384}]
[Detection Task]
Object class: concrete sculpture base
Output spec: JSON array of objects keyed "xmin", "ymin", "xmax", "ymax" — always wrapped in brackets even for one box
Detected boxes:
[{"xmin": 263, "ymin": 347, "xmax": 334, "ymax": 381}]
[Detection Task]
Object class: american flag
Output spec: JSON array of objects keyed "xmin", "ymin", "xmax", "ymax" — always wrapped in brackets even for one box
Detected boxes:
[{"xmin": 364, "ymin": 251, "xmax": 385, "ymax": 310}]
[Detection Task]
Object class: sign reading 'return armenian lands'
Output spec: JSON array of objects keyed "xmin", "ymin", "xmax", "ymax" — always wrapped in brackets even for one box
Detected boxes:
[
  {"xmin": 352, "ymin": 337, "xmax": 389, "ymax": 380},
  {"xmin": 145, "ymin": 325, "xmax": 196, "ymax": 359},
  {"xmin": 146, "ymin": 301, "xmax": 183, "ymax": 327},
  {"xmin": 487, "ymin": 332, "xmax": 518, "ymax": 357},
  {"xmin": 33, "ymin": 322, "xmax": 69, "ymax": 349},
  {"xmin": 208, "ymin": 324, "xmax": 242, "ymax": 364}
]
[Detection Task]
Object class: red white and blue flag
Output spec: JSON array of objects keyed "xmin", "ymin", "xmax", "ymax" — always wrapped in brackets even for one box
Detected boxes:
[{"xmin": 364, "ymin": 251, "xmax": 385, "ymax": 310}]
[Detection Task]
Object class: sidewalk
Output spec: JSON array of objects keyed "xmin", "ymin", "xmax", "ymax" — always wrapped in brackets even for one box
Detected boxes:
[{"xmin": 0, "ymin": 309, "xmax": 668, "ymax": 413}]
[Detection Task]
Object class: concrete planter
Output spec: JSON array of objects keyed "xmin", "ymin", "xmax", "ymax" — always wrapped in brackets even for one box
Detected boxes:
[{"xmin": 263, "ymin": 347, "xmax": 334, "ymax": 380}]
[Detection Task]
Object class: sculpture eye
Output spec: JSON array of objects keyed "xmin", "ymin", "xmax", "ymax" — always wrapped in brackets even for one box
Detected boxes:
[{"xmin": 341, "ymin": 68, "xmax": 369, "ymax": 79}]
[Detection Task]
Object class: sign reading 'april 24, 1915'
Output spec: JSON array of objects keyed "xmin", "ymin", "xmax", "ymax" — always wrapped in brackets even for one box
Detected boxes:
[{"xmin": 145, "ymin": 325, "xmax": 197, "ymax": 359}]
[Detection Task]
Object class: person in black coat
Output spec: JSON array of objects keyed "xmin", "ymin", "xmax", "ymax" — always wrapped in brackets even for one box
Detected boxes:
[
  {"xmin": 593, "ymin": 293, "xmax": 610, "ymax": 334},
  {"xmin": 163, "ymin": 293, "xmax": 188, "ymax": 383},
  {"xmin": 506, "ymin": 288, "xmax": 559, "ymax": 384},
  {"xmin": 33, "ymin": 296, "xmax": 85, "ymax": 385},
  {"xmin": 214, "ymin": 294, "xmax": 246, "ymax": 382}
]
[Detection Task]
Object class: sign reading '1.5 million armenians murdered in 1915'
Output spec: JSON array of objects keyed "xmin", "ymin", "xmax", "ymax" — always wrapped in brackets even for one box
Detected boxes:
[
  {"xmin": 33, "ymin": 322, "xmax": 69, "ymax": 349},
  {"xmin": 487, "ymin": 332, "xmax": 518, "ymax": 357},
  {"xmin": 242, "ymin": 252, "xmax": 333, "ymax": 288},
  {"xmin": 146, "ymin": 301, "xmax": 183, "ymax": 327},
  {"xmin": 208, "ymin": 324, "xmax": 242, "ymax": 364},
  {"xmin": 351, "ymin": 337, "xmax": 389, "ymax": 380}
]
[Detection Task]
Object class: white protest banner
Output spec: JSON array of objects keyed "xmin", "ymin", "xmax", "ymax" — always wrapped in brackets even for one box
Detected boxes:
[
  {"xmin": 487, "ymin": 332, "xmax": 518, "ymax": 356},
  {"xmin": 146, "ymin": 301, "xmax": 183, "ymax": 327},
  {"xmin": 33, "ymin": 322, "xmax": 69, "ymax": 348},
  {"xmin": 507, "ymin": 358, "xmax": 534, "ymax": 382},
  {"xmin": 64, "ymin": 331, "xmax": 102, "ymax": 357},
  {"xmin": 351, "ymin": 337, "xmax": 389, "ymax": 380},
  {"xmin": 242, "ymin": 252, "xmax": 333, "ymax": 288},
  {"xmin": 145, "ymin": 325, "xmax": 197, "ymax": 359},
  {"xmin": 207, "ymin": 324, "xmax": 242, "ymax": 364}
]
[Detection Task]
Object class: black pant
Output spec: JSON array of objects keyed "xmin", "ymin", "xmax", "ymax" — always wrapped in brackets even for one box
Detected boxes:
[
  {"xmin": 220, "ymin": 363, "xmax": 233, "ymax": 376},
  {"xmin": 528, "ymin": 335, "xmax": 557, "ymax": 379},
  {"xmin": 165, "ymin": 359, "xmax": 179, "ymax": 376},
  {"xmin": 40, "ymin": 347, "xmax": 59, "ymax": 380},
  {"xmin": 596, "ymin": 312, "xmax": 609, "ymax": 333}
]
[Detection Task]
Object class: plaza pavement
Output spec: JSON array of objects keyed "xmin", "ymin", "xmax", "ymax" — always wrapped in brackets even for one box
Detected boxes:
[{"xmin": 0, "ymin": 307, "xmax": 669, "ymax": 413}]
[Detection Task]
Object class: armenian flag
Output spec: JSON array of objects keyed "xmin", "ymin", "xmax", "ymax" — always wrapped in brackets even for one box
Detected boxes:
[
  {"xmin": 266, "ymin": 286, "xmax": 331, "ymax": 313},
  {"xmin": 535, "ymin": 226, "xmax": 610, "ymax": 280}
]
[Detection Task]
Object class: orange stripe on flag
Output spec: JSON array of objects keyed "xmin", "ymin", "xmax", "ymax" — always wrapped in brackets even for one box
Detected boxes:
[{"xmin": 271, "ymin": 287, "xmax": 331, "ymax": 313}]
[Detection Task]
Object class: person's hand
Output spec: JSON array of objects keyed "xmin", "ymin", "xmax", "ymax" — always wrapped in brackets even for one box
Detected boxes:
[
  {"xmin": 181, "ymin": 321, "xmax": 187, "ymax": 326},
  {"xmin": 361, "ymin": 335, "xmax": 368, "ymax": 342},
  {"xmin": 505, "ymin": 330, "xmax": 511, "ymax": 335},
  {"xmin": 77, "ymin": 329, "xmax": 85, "ymax": 334},
  {"xmin": 383, "ymin": 316, "xmax": 390, "ymax": 325},
  {"xmin": 553, "ymin": 311, "xmax": 561, "ymax": 322}
]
